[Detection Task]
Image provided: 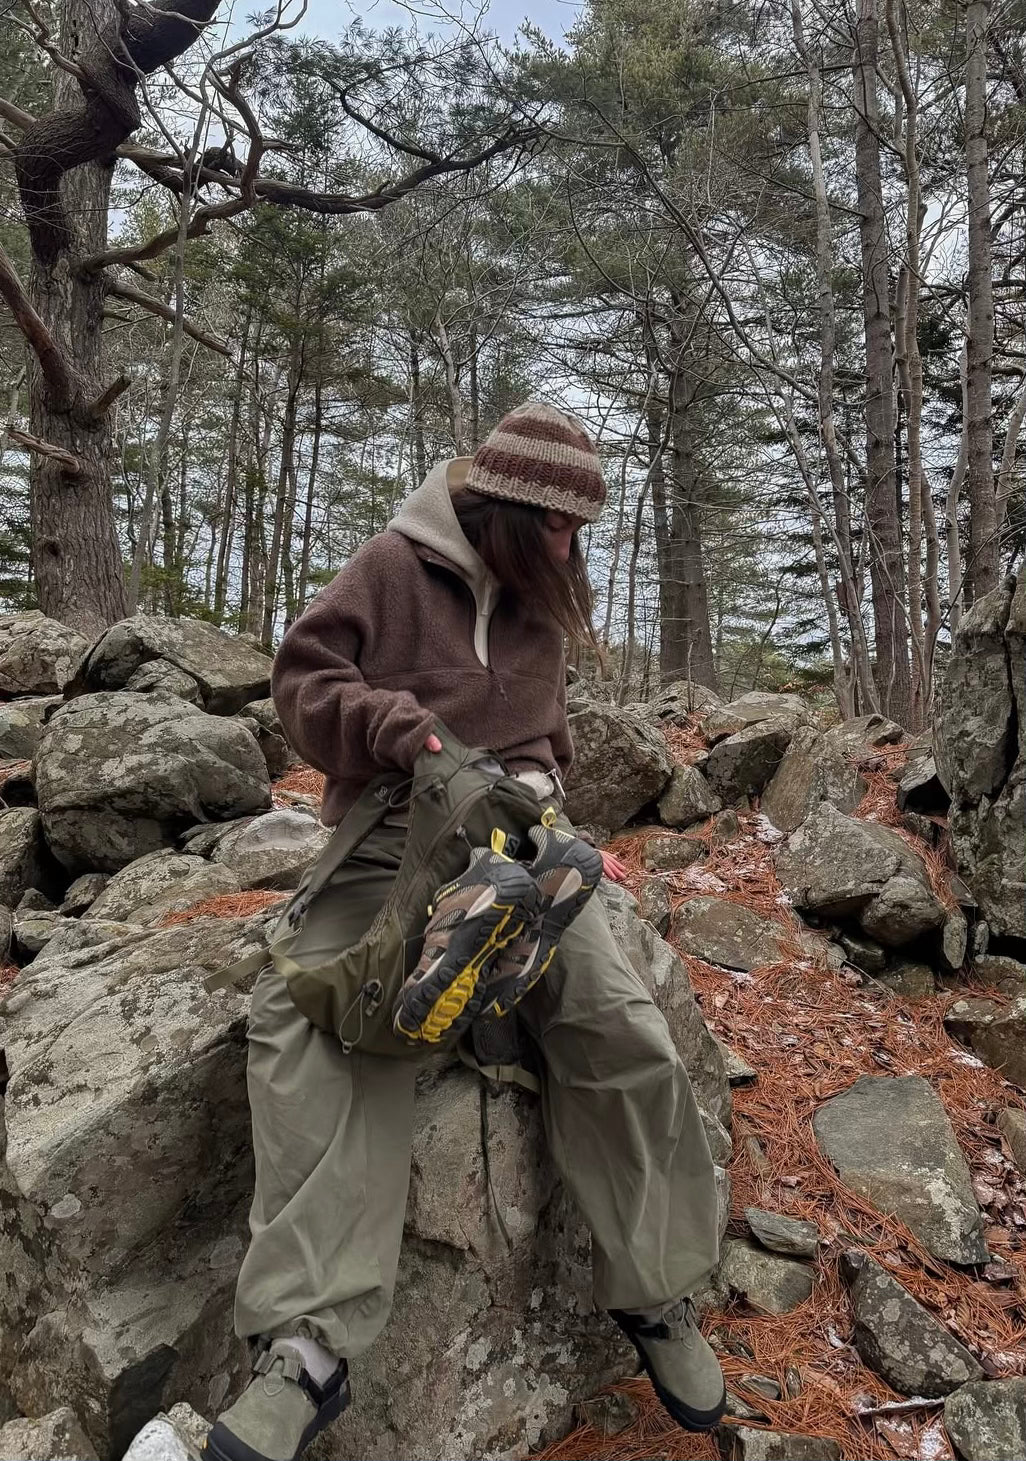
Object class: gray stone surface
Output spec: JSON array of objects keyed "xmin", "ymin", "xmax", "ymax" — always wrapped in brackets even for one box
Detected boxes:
[
  {"xmin": 718, "ymin": 1040, "xmax": 757, "ymax": 1086},
  {"xmin": 717, "ymin": 1424, "xmax": 841, "ymax": 1460},
  {"xmin": 0, "ymin": 809, "xmax": 58, "ymax": 909},
  {"xmin": 943, "ymin": 1378, "xmax": 1026, "ymax": 1461},
  {"xmin": 840, "ymin": 931, "xmax": 888, "ymax": 973},
  {"xmin": 0, "ymin": 1406, "xmax": 100, "ymax": 1461},
  {"xmin": 896, "ymin": 754, "xmax": 949, "ymax": 816},
  {"xmin": 998, "ymin": 1109, "xmax": 1026, "ymax": 1171},
  {"xmin": 640, "ymin": 830, "xmax": 706, "ymax": 873},
  {"xmin": 745, "ymin": 1207, "xmax": 819, "ymax": 1259},
  {"xmin": 210, "ymin": 810, "xmax": 330, "ymax": 891},
  {"xmin": 671, "ymin": 895, "xmax": 787, "ymax": 972},
  {"xmin": 58, "ymin": 872, "xmax": 109, "ymax": 916},
  {"xmin": 563, "ymin": 699, "xmax": 672, "ymax": 833},
  {"xmin": 840, "ymin": 1249, "xmax": 983, "ymax": 1396},
  {"xmin": 813, "ymin": 1076, "xmax": 987, "ymax": 1264},
  {"xmin": 945, "ymin": 996, "xmax": 1026, "ymax": 1087},
  {"xmin": 658, "ymin": 764, "xmax": 721, "ymax": 828},
  {"xmin": 0, "ymin": 696, "xmax": 62, "ymax": 760},
  {"xmin": 123, "ymin": 658, "xmax": 204, "ymax": 704},
  {"xmin": 637, "ymin": 878, "xmax": 671, "ymax": 935},
  {"xmin": 971, "ymin": 954, "xmax": 1026, "ymax": 994},
  {"xmin": 122, "ymin": 1404, "xmax": 208, "ymax": 1461},
  {"xmin": 760, "ymin": 716, "xmax": 902, "ymax": 835},
  {"xmin": 705, "ymin": 716, "xmax": 793, "ymax": 803},
  {"xmin": 85, "ymin": 852, "xmax": 241, "ymax": 925},
  {"xmin": 935, "ymin": 575, "xmax": 1026, "ymax": 940},
  {"xmin": 703, "ymin": 692, "xmax": 810, "ymax": 743},
  {"xmin": 629, "ymin": 680, "xmax": 723, "ymax": 731},
  {"xmin": 874, "ymin": 960, "xmax": 936, "ymax": 998},
  {"xmin": 236, "ymin": 697, "xmax": 300, "ymax": 780},
  {"xmin": 718, "ymin": 1238, "xmax": 814, "ymax": 1314},
  {"xmin": 776, "ymin": 801, "xmax": 945, "ymax": 947},
  {"xmin": 0, "ymin": 612, "xmax": 88, "ymax": 697},
  {"xmin": 34, "ymin": 692, "xmax": 271, "ymax": 873},
  {"xmin": 941, "ymin": 907, "xmax": 969, "ymax": 971},
  {"xmin": 67, "ymin": 614, "xmax": 274, "ymax": 716}
]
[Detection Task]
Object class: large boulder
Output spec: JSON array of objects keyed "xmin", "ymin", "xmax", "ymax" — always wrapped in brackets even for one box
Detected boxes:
[
  {"xmin": 210, "ymin": 810, "xmax": 330, "ymax": 891},
  {"xmin": 671, "ymin": 896, "xmax": 788, "ymax": 973},
  {"xmin": 935, "ymin": 575, "xmax": 1026, "ymax": 939},
  {"xmin": 0, "ymin": 809, "xmax": 60, "ymax": 908},
  {"xmin": 704, "ymin": 717, "xmax": 793, "ymax": 804},
  {"xmin": 67, "ymin": 616, "xmax": 274, "ymax": 717},
  {"xmin": 0, "ymin": 612, "xmax": 88, "ymax": 697},
  {"xmin": 235, "ymin": 698, "xmax": 299, "ymax": 780},
  {"xmin": 0, "ymin": 696, "xmax": 62, "ymax": 759},
  {"xmin": 813, "ymin": 1076, "xmax": 987, "ymax": 1264},
  {"xmin": 703, "ymin": 691, "xmax": 810, "ymax": 743},
  {"xmin": 34, "ymin": 693, "xmax": 271, "ymax": 873},
  {"xmin": 84, "ymin": 852, "xmax": 241, "ymax": 926},
  {"xmin": 943, "ymin": 1379, "xmax": 1026, "ymax": 1461},
  {"xmin": 839, "ymin": 1249, "xmax": 982, "ymax": 1396},
  {"xmin": 563, "ymin": 699, "xmax": 672, "ymax": 833},
  {"xmin": 123, "ymin": 659, "xmax": 204, "ymax": 705},
  {"xmin": 944, "ymin": 996, "xmax": 1026, "ymax": 1087},
  {"xmin": 0, "ymin": 1407, "xmax": 99, "ymax": 1461},
  {"xmin": 776, "ymin": 801, "xmax": 945, "ymax": 947},
  {"xmin": 627, "ymin": 680, "xmax": 722, "ymax": 731},
  {"xmin": 0, "ymin": 879, "xmax": 725, "ymax": 1461},
  {"xmin": 761, "ymin": 715, "xmax": 902, "ymax": 835},
  {"xmin": 658, "ymin": 764, "xmax": 721, "ymax": 828}
]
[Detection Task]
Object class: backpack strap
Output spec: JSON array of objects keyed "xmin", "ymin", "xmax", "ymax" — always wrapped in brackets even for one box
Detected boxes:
[{"xmin": 456, "ymin": 1041, "xmax": 542, "ymax": 1095}]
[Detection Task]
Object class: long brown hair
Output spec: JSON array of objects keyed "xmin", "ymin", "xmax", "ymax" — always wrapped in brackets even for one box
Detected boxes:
[{"xmin": 451, "ymin": 490, "xmax": 598, "ymax": 650}]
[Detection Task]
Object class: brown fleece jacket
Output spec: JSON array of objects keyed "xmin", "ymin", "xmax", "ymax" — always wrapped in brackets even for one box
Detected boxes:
[{"xmin": 271, "ymin": 463, "xmax": 573, "ymax": 825}]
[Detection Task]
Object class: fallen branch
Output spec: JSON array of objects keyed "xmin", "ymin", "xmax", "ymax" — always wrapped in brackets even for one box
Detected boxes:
[{"xmin": 8, "ymin": 426, "xmax": 84, "ymax": 474}]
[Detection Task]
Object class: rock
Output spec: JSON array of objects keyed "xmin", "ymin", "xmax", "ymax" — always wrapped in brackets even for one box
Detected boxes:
[
  {"xmin": 67, "ymin": 615, "xmax": 274, "ymax": 716},
  {"xmin": 776, "ymin": 802, "xmax": 945, "ymax": 947},
  {"xmin": 640, "ymin": 830, "xmax": 706, "ymax": 873},
  {"xmin": 0, "ymin": 612, "xmax": 88, "ymax": 696},
  {"xmin": 210, "ymin": 810, "xmax": 330, "ymax": 891},
  {"xmin": 671, "ymin": 896, "xmax": 787, "ymax": 972},
  {"xmin": 58, "ymin": 872, "xmax": 110, "ymax": 916},
  {"xmin": 840, "ymin": 1249, "xmax": 983, "ymax": 1396},
  {"xmin": 723, "ymin": 1391, "xmax": 770, "ymax": 1423},
  {"xmin": 813, "ymin": 1076, "xmax": 987, "ymax": 1264},
  {"xmin": 658, "ymin": 764, "xmax": 721, "ymax": 828},
  {"xmin": 704, "ymin": 716, "xmax": 793, "ymax": 803},
  {"xmin": 718, "ymin": 1238, "xmax": 814, "ymax": 1313},
  {"xmin": 572, "ymin": 1390, "xmax": 639, "ymax": 1438},
  {"xmin": 0, "ymin": 906, "xmax": 11, "ymax": 962},
  {"xmin": 563, "ymin": 700, "xmax": 672, "ymax": 832},
  {"xmin": 637, "ymin": 878, "xmax": 671, "ymax": 935},
  {"xmin": 600, "ymin": 883, "xmax": 730, "ymax": 1126},
  {"xmin": 840, "ymin": 931, "xmax": 888, "ymax": 973},
  {"xmin": 0, "ymin": 1406, "xmax": 100, "ymax": 1460},
  {"xmin": 13, "ymin": 910, "xmax": 67, "ymax": 957},
  {"xmin": 971, "ymin": 955, "xmax": 1026, "ymax": 995},
  {"xmin": 997, "ymin": 1110, "xmax": 1026, "ymax": 1171},
  {"xmin": 630, "ymin": 680, "xmax": 723, "ymax": 731},
  {"xmin": 745, "ymin": 1208, "xmax": 819, "ymax": 1259},
  {"xmin": 122, "ymin": 1403, "xmax": 208, "ymax": 1461},
  {"xmin": 0, "ymin": 809, "xmax": 59, "ymax": 909},
  {"xmin": 906, "ymin": 728, "xmax": 934, "ymax": 761},
  {"xmin": 761, "ymin": 716, "xmax": 901, "ymax": 835},
  {"xmin": 0, "ymin": 696, "xmax": 63, "ymax": 759},
  {"xmin": 701, "ymin": 1110, "xmax": 734, "ymax": 1166},
  {"xmin": 237, "ymin": 698, "xmax": 301, "ymax": 780},
  {"xmin": 710, "ymin": 808, "xmax": 740, "ymax": 845},
  {"xmin": 874, "ymin": 960, "xmax": 936, "ymax": 998},
  {"xmin": 16, "ymin": 887, "xmax": 54, "ymax": 913},
  {"xmin": 935, "ymin": 575, "xmax": 1026, "ymax": 940},
  {"xmin": 85, "ymin": 852, "xmax": 241, "ymax": 925},
  {"xmin": 703, "ymin": 692, "xmax": 810, "ymax": 743},
  {"xmin": 35, "ymin": 692, "xmax": 271, "ymax": 873},
  {"xmin": 123, "ymin": 658, "xmax": 205, "ymax": 705},
  {"xmin": 943, "ymin": 1378, "xmax": 1026, "ymax": 1461},
  {"xmin": 717, "ymin": 1424, "xmax": 841, "ymax": 1460},
  {"xmin": 945, "ymin": 997, "xmax": 1026, "ymax": 1087},
  {"xmin": 717, "ymin": 1040, "xmax": 757, "ymax": 1086},
  {"xmin": 942, "ymin": 907, "xmax": 969, "ymax": 971},
  {"xmin": 897, "ymin": 754, "xmax": 949, "ymax": 816}
]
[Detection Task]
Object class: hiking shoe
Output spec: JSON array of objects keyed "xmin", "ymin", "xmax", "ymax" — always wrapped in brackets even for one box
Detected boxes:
[
  {"xmin": 609, "ymin": 1297, "xmax": 726, "ymax": 1432},
  {"xmin": 204, "ymin": 1342, "xmax": 350, "ymax": 1461},
  {"xmin": 393, "ymin": 847, "xmax": 540, "ymax": 1045},
  {"xmin": 485, "ymin": 821, "xmax": 603, "ymax": 1017}
]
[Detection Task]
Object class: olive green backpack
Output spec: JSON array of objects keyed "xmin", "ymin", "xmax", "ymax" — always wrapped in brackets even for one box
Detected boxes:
[{"xmin": 206, "ymin": 725, "xmax": 554, "ymax": 1063}]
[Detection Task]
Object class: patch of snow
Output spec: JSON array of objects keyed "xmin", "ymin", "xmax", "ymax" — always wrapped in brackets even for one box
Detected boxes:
[
  {"xmin": 752, "ymin": 814, "xmax": 784, "ymax": 844},
  {"xmin": 951, "ymin": 1050, "xmax": 986, "ymax": 1068}
]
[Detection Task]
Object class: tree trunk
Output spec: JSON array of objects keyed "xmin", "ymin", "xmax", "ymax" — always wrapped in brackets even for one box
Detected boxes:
[
  {"xmin": 965, "ymin": 0, "xmax": 999, "ymax": 600},
  {"xmin": 660, "ymin": 354, "xmax": 717, "ymax": 691},
  {"xmin": 262, "ymin": 336, "xmax": 303, "ymax": 645},
  {"xmin": 297, "ymin": 374, "xmax": 323, "ymax": 615},
  {"xmin": 854, "ymin": 0, "xmax": 912, "ymax": 725},
  {"xmin": 409, "ymin": 331, "xmax": 427, "ymax": 485},
  {"xmin": 214, "ymin": 311, "xmax": 250, "ymax": 623}
]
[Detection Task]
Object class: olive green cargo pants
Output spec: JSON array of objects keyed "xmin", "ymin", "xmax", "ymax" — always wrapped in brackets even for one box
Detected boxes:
[{"xmin": 233, "ymin": 825, "xmax": 719, "ymax": 1357}]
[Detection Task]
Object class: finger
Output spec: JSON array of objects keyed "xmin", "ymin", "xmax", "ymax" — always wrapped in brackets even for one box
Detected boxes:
[{"xmin": 425, "ymin": 734, "xmax": 442, "ymax": 752}]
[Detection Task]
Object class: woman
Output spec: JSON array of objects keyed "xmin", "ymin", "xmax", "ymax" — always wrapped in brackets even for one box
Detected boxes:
[{"xmin": 206, "ymin": 402, "xmax": 724, "ymax": 1461}]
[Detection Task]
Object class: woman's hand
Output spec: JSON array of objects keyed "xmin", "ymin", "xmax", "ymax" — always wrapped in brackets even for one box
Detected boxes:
[
  {"xmin": 424, "ymin": 733, "xmax": 442, "ymax": 753},
  {"xmin": 600, "ymin": 850, "xmax": 627, "ymax": 883}
]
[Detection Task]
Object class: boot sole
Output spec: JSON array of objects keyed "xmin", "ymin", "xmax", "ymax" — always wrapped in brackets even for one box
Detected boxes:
[
  {"xmin": 613, "ymin": 1321, "xmax": 726, "ymax": 1433},
  {"xmin": 204, "ymin": 1377, "xmax": 350, "ymax": 1461}
]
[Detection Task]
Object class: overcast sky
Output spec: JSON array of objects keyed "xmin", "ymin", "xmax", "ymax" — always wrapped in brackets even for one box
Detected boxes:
[{"xmin": 240, "ymin": 0, "xmax": 580, "ymax": 46}]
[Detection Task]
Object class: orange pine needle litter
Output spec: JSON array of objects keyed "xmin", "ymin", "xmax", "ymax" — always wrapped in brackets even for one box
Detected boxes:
[
  {"xmin": 158, "ymin": 890, "xmax": 287, "ymax": 927},
  {"xmin": 274, "ymin": 766, "xmax": 326, "ymax": 798},
  {"xmin": 535, "ymin": 741, "xmax": 1026, "ymax": 1461}
]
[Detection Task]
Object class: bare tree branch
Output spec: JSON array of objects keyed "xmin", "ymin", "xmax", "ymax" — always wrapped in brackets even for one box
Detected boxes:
[
  {"xmin": 0, "ymin": 241, "xmax": 77, "ymax": 405},
  {"xmin": 8, "ymin": 425, "xmax": 84, "ymax": 473},
  {"xmin": 106, "ymin": 280, "xmax": 231, "ymax": 356}
]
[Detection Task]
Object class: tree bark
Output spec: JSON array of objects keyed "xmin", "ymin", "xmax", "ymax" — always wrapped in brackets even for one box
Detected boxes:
[
  {"xmin": 964, "ymin": 0, "xmax": 999, "ymax": 600},
  {"xmin": 853, "ymin": 0, "xmax": 912, "ymax": 725}
]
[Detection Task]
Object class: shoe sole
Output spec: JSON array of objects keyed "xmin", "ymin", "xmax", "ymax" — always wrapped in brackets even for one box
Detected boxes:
[
  {"xmin": 613, "ymin": 1323, "xmax": 726, "ymax": 1434},
  {"xmin": 394, "ymin": 864, "xmax": 540, "ymax": 1044},
  {"xmin": 489, "ymin": 845, "xmax": 603, "ymax": 1016},
  {"xmin": 204, "ymin": 1378, "xmax": 350, "ymax": 1461}
]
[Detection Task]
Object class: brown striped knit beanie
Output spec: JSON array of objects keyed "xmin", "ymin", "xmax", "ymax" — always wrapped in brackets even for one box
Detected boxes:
[{"xmin": 465, "ymin": 401, "xmax": 606, "ymax": 523}]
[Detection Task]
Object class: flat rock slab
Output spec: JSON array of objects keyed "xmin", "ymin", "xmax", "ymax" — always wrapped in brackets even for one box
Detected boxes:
[
  {"xmin": 640, "ymin": 830, "xmax": 707, "ymax": 873},
  {"xmin": 813, "ymin": 1076, "xmax": 987, "ymax": 1264},
  {"xmin": 945, "ymin": 996, "xmax": 1026, "ymax": 1087},
  {"xmin": 840, "ymin": 1249, "xmax": 983, "ymax": 1396},
  {"xmin": 657, "ymin": 764, "xmax": 721, "ymax": 828},
  {"xmin": 745, "ymin": 1207, "xmax": 819, "ymax": 1259},
  {"xmin": 704, "ymin": 716, "xmax": 794, "ymax": 803},
  {"xmin": 0, "ymin": 1406, "xmax": 99, "ymax": 1461},
  {"xmin": 718, "ymin": 1238, "xmax": 814, "ymax": 1314},
  {"xmin": 671, "ymin": 896, "xmax": 787, "ymax": 972},
  {"xmin": 704, "ymin": 692, "xmax": 810, "ymax": 742},
  {"xmin": 85, "ymin": 851, "xmax": 240, "ymax": 925},
  {"xmin": 943, "ymin": 1378, "xmax": 1026, "ymax": 1461},
  {"xmin": 717, "ymin": 1423, "xmax": 841, "ymax": 1460}
]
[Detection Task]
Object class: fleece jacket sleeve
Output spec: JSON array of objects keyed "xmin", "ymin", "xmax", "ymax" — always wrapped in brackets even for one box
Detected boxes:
[{"xmin": 270, "ymin": 552, "xmax": 435, "ymax": 777}]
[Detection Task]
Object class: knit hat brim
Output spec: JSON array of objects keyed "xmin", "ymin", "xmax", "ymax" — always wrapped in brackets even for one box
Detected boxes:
[{"xmin": 465, "ymin": 402, "xmax": 606, "ymax": 523}]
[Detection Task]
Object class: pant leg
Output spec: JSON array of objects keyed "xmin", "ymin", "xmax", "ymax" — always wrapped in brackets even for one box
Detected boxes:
[
  {"xmin": 518, "ymin": 893, "xmax": 720, "ymax": 1311},
  {"xmin": 234, "ymin": 828, "xmax": 417, "ymax": 1357}
]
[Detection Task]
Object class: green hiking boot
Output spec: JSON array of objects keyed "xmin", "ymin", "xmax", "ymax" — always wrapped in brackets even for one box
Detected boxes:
[
  {"xmin": 204, "ymin": 1342, "xmax": 350, "ymax": 1461},
  {"xmin": 609, "ymin": 1297, "xmax": 726, "ymax": 1432}
]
